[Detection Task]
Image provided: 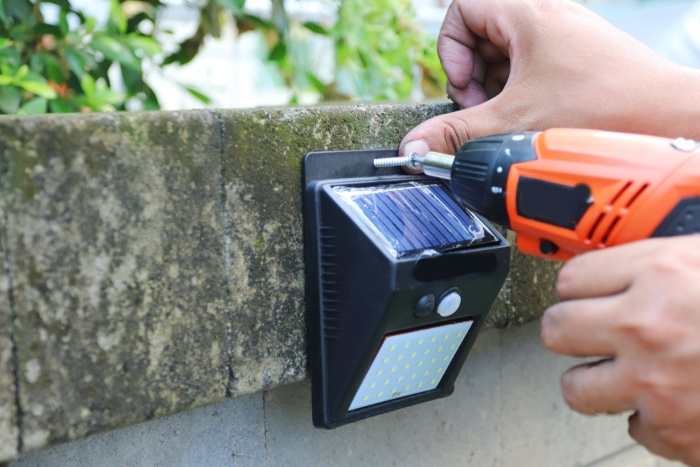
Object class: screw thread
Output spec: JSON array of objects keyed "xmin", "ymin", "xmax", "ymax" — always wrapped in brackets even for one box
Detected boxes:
[{"xmin": 373, "ymin": 156, "xmax": 412, "ymax": 168}]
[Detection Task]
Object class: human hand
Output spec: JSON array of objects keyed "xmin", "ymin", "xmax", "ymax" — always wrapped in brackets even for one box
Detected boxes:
[
  {"xmin": 402, "ymin": 0, "xmax": 698, "ymax": 159},
  {"xmin": 541, "ymin": 236, "xmax": 700, "ymax": 465}
]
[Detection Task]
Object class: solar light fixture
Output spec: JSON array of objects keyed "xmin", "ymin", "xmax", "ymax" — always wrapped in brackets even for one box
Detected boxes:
[{"xmin": 303, "ymin": 149, "xmax": 510, "ymax": 429}]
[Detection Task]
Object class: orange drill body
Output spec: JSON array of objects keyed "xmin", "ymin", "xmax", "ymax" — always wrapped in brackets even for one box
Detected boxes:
[{"xmin": 507, "ymin": 129, "xmax": 700, "ymax": 260}]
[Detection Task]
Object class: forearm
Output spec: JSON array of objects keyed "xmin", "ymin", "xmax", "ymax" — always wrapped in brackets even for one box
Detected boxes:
[{"xmin": 648, "ymin": 64, "xmax": 700, "ymax": 140}]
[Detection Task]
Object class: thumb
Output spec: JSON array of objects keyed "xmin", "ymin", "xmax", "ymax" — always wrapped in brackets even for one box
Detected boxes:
[{"xmin": 401, "ymin": 101, "xmax": 509, "ymax": 157}]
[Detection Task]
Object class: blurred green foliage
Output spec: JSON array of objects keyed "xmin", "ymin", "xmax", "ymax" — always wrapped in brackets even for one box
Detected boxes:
[
  {"xmin": 0, "ymin": 0, "xmax": 163, "ymax": 114},
  {"xmin": 168, "ymin": 0, "xmax": 446, "ymax": 102},
  {"xmin": 0, "ymin": 0, "xmax": 446, "ymax": 114}
]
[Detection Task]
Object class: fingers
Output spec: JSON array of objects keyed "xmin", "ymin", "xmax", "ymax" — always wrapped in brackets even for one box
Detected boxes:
[
  {"xmin": 556, "ymin": 242, "xmax": 656, "ymax": 300},
  {"xmin": 561, "ymin": 359, "xmax": 634, "ymax": 415},
  {"xmin": 437, "ymin": 1, "xmax": 478, "ymax": 89},
  {"xmin": 446, "ymin": 79, "xmax": 488, "ymax": 109},
  {"xmin": 541, "ymin": 296, "xmax": 621, "ymax": 357},
  {"xmin": 400, "ymin": 100, "xmax": 508, "ymax": 156}
]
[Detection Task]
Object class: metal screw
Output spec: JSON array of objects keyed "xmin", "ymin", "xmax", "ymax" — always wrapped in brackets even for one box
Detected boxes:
[{"xmin": 373, "ymin": 156, "xmax": 413, "ymax": 168}]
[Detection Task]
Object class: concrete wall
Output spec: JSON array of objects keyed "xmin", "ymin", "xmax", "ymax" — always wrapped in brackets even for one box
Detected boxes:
[{"xmin": 0, "ymin": 103, "xmax": 664, "ymax": 465}]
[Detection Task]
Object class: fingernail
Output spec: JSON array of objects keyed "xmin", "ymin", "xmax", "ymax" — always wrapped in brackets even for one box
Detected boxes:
[{"xmin": 403, "ymin": 139, "xmax": 430, "ymax": 157}]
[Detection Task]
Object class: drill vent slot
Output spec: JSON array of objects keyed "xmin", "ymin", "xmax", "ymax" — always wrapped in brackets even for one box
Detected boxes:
[
  {"xmin": 610, "ymin": 181, "xmax": 632, "ymax": 205},
  {"xmin": 586, "ymin": 182, "xmax": 649, "ymax": 243},
  {"xmin": 626, "ymin": 183, "xmax": 649, "ymax": 208},
  {"xmin": 601, "ymin": 216, "xmax": 621, "ymax": 244},
  {"xmin": 587, "ymin": 213, "xmax": 605, "ymax": 241}
]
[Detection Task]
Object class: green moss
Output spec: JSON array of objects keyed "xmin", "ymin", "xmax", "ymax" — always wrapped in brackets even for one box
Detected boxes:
[{"xmin": 7, "ymin": 150, "xmax": 37, "ymax": 202}]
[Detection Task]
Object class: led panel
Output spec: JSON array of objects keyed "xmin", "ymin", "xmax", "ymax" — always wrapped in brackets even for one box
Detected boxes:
[
  {"xmin": 348, "ymin": 321, "xmax": 473, "ymax": 411},
  {"xmin": 335, "ymin": 183, "xmax": 496, "ymax": 256}
]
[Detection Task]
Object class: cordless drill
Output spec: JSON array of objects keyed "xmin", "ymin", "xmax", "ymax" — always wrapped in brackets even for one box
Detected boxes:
[{"xmin": 374, "ymin": 129, "xmax": 700, "ymax": 261}]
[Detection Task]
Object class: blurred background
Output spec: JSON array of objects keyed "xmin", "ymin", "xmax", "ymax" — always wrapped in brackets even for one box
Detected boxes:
[{"xmin": 0, "ymin": 0, "xmax": 699, "ymax": 114}]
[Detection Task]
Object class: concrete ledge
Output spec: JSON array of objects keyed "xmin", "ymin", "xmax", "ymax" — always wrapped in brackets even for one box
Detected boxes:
[{"xmin": 0, "ymin": 103, "xmax": 560, "ymax": 461}]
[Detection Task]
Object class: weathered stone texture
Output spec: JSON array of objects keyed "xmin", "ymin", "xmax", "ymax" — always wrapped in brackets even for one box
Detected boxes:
[
  {"xmin": 0, "ymin": 140, "xmax": 19, "ymax": 461},
  {"xmin": 485, "ymin": 230, "xmax": 561, "ymax": 328},
  {"xmin": 2, "ymin": 111, "xmax": 229, "ymax": 450},
  {"xmin": 0, "ymin": 103, "xmax": 564, "ymax": 460},
  {"xmin": 218, "ymin": 103, "xmax": 459, "ymax": 396}
]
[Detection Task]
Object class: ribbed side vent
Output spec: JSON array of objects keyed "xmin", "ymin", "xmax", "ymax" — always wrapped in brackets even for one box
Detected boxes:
[
  {"xmin": 319, "ymin": 224, "xmax": 341, "ymax": 340},
  {"xmin": 586, "ymin": 182, "xmax": 649, "ymax": 244},
  {"xmin": 626, "ymin": 183, "xmax": 649, "ymax": 208},
  {"xmin": 587, "ymin": 213, "xmax": 605, "ymax": 241},
  {"xmin": 452, "ymin": 159, "xmax": 489, "ymax": 183},
  {"xmin": 610, "ymin": 181, "xmax": 632, "ymax": 205},
  {"xmin": 601, "ymin": 216, "xmax": 621, "ymax": 244}
]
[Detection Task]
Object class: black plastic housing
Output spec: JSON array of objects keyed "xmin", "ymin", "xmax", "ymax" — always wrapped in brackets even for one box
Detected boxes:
[{"xmin": 303, "ymin": 149, "xmax": 511, "ymax": 429}]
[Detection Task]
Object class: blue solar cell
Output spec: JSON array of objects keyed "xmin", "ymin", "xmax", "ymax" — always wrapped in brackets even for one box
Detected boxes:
[{"xmin": 339, "ymin": 182, "xmax": 497, "ymax": 255}]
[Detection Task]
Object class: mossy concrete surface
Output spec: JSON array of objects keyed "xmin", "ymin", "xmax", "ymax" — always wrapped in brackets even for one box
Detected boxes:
[
  {"xmin": 0, "ymin": 142, "xmax": 19, "ymax": 461},
  {"xmin": 0, "ymin": 103, "xmax": 560, "ymax": 461},
  {"xmin": 1, "ymin": 111, "xmax": 229, "ymax": 458}
]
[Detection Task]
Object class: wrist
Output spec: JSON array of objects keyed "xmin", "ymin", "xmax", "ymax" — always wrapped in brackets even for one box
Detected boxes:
[
  {"xmin": 608, "ymin": 58, "xmax": 700, "ymax": 139},
  {"xmin": 656, "ymin": 64, "xmax": 700, "ymax": 140}
]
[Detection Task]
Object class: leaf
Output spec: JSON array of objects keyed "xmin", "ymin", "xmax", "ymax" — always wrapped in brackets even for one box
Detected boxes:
[
  {"xmin": 64, "ymin": 47, "xmax": 89, "ymax": 78},
  {"xmin": 0, "ymin": 47, "xmax": 20, "ymax": 71},
  {"xmin": 58, "ymin": 10, "xmax": 69, "ymax": 37},
  {"xmin": 121, "ymin": 64, "xmax": 144, "ymax": 95},
  {"xmin": 43, "ymin": 54, "xmax": 65, "ymax": 83},
  {"xmin": 142, "ymin": 85, "xmax": 160, "ymax": 111},
  {"xmin": 15, "ymin": 65, "xmax": 28, "ymax": 80},
  {"xmin": 90, "ymin": 34, "xmax": 140, "ymax": 70},
  {"xmin": 124, "ymin": 35, "xmax": 161, "ymax": 56},
  {"xmin": 93, "ymin": 88, "xmax": 125, "ymax": 105},
  {"xmin": 110, "ymin": 0, "xmax": 128, "ymax": 34},
  {"xmin": 17, "ymin": 97, "xmax": 48, "ymax": 115},
  {"xmin": 84, "ymin": 17, "xmax": 97, "ymax": 34},
  {"xmin": 0, "ymin": 86, "xmax": 21, "ymax": 114},
  {"xmin": 80, "ymin": 73, "xmax": 96, "ymax": 96},
  {"xmin": 305, "ymin": 73, "xmax": 327, "ymax": 95},
  {"xmin": 268, "ymin": 41, "xmax": 287, "ymax": 62},
  {"xmin": 16, "ymin": 80, "xmax": 58, "ymax": 99},
  {"xmin": 42, "ymin": 0, "xmax": 72, "ymax": 9},
  {"xmin": 0, "ymin": 76, "xmax": 13, "ymax": 85},
  {"xmin": 49, "ymin": 99, "xmax": 73, "ymax": 114},
  {"xmin": 236, "ymin": 13, "xmax": 274, "ymax": 32},
  {"xmin": 33, "ymin": 23, "xmax": 62, "ymax": 37},
  {"xmin": 6, "ymin": 0, "xmax": 32, "ymax": 21},
  {"xmin": 215, "ymin": 0, "xmax": 246, "ymax": 13},
  {"xmin": 184, "ymin": 87, "xmax": 212, "ymax": 104},
  {"xmin": 302, "ymin": 21, "xmax": 328, "ymax": 35}
]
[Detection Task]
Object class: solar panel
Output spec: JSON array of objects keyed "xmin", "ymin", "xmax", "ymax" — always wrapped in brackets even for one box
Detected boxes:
[{"xmin": 334, "ymin": 182, "xmax": 497, "ymax": 256}]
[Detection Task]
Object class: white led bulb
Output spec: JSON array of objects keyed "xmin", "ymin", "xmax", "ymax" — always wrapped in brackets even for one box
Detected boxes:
[{"xmin": 348, "ymin": 321, "xmax": 473, "ymax": 411}]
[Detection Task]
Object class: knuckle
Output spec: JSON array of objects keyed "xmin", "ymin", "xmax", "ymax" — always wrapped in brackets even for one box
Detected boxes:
[
  {"xmin": 555, "ymin": 262, "xmax": 577, "ymax": 296},
  {"xmin": 635, "ymin": 376, "xmax": 684, "ymax": 426},
  {"xmin": 656, "ymin": 427, "xmax": 696, "ymax": 451},
  {"xmin": 618, "ymin": 300, "xmax": 687, "ymax": 352},
  {"xmin": 560, "ymin": 373, "xmax": 587, "ymax": 412},
  {"xmin": 441, "ymin": 118, "xmax": 471, "ymax": 154},
  {"xmin": 540, "ymin": 307, "xmax": 563, "ymax": 349}
]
